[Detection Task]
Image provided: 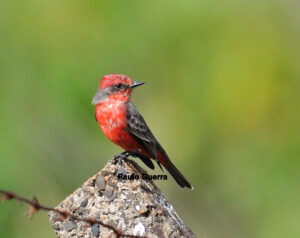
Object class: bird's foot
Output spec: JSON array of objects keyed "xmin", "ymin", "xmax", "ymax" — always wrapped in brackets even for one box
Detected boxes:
[
  {"xmin": 113, "ymin": 151, "xmax": 129, "ymax": 166},
  {"xmin": 112, "ymin": 150, "xmax": 138, "ymax": 166}
]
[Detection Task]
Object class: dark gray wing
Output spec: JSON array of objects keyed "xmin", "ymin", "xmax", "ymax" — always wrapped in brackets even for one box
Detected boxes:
[
  {"xmin": 130, "ymin": 151, "xmax": 155, "ymax": 170},
  {"xmin": 125, "ymin": 102, "xmax": 162, "ymax": 170},
  {"xmin": 125, "ymin": 103, "xmax": 192, "ymax": 189}
]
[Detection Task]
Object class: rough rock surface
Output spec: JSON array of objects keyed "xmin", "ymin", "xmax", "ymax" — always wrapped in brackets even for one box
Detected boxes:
[{"xmin": 48, "ymin": 159, "xmax": 196, "ymax": 238}]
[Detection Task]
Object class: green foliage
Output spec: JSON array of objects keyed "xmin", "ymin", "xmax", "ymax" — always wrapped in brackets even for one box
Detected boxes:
[{"xmin": 0, "ymin": 1, "xmax": 299, "ymax": 237}]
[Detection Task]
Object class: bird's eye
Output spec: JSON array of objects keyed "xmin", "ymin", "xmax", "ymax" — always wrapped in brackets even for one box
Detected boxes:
[{"xmin": 115, "ymin": 83, "xmax": 122, "ymax": 89}]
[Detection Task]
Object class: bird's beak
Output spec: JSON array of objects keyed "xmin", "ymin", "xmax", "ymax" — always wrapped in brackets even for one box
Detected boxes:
[{"xmin": 130, "ymin": 81, "xmax": 145, "ymax": 88}]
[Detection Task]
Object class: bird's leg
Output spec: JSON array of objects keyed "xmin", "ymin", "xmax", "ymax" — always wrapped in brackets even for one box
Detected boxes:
[
  {"xmin": 113, "ymin": 151, "xmax": 130, "ymax": 166},
  {"xmin": 113, "ymin": 150, "xmax": 139, "ymax": 166},
  {"xmin": 126, "ymin": 149, "xmax": 139, "ymax": 157},
  {"xmin": 113, "ymin": 151, "xmax": 129, "ymax": 159}
]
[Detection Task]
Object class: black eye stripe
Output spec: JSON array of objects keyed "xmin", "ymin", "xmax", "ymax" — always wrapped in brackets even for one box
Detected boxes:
[
  {"xmin": 114, "ymin": 83, "xmax": 130, "ymax": 90},
  {"xmin": 115, "ymin": 83, "xmax": 122, "ymax": 88}
]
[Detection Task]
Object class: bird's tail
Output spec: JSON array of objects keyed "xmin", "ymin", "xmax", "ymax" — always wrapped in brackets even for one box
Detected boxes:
[
  {"xmin": 158, "ymin": 151, "xmax": 193, "ymax": 189},
  {"xmin": 165, "ymin": 161, "xmax": 193, "ymax": 189}
]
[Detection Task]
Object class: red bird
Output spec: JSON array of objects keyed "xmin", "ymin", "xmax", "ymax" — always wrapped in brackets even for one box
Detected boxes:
[{"xmin": 92, "ymin": 74, "xmax": 193, "ymax": 189}]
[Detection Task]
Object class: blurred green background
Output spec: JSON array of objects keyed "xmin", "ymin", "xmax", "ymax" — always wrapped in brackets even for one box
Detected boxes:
[{"xmin": 0, "ymin": 0, "xmax": 299, "ymax": 237}]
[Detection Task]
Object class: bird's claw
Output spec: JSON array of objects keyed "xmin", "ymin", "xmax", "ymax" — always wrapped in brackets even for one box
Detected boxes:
[
  {"xmin": 113, "ymin": 151, "xmax": 129, "ymax": 166},
  {"xmin": 112, "ymin": 150, "xmax": 139, "ymax": 165}
]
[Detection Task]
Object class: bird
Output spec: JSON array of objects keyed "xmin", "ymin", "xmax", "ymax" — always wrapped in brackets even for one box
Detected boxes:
[{"xmin": 92, "ymin": 74, "xmax": 193, "ymax": 189}]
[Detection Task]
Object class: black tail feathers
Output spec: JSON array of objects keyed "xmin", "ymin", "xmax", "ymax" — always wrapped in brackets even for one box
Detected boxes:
[{"xmin": 165, "ymin": 162, "xmax": 193, "ymax": 189}]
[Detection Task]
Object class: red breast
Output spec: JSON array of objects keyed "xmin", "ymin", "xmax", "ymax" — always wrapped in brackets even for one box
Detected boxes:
[{"xmin": 95, "ymin": 97, "xmax": 142, "ymax": 152}]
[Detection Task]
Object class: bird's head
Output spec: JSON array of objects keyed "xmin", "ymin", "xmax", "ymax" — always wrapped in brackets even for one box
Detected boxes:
[{"xmin": 92, "ymin": 74, "xmax": 144, "ymax": 105}]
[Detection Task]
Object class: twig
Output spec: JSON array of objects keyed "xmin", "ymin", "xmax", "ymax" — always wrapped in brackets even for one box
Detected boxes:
[{"xmin": 0, "ymin": 189, "xmax": 146, "ymax": 238}]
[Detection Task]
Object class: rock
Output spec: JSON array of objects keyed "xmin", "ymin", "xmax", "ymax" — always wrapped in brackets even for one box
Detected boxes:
[
  {"xmin": 106, "ymin": 181, "xmax": 118, "ymax": 191},
  {"xmin": 107, "ymin": 191, "xmax": 117, "ymax": 202},
  {"xmin": 48, "ymin": 159, "xmax": 196, "ymax": 238},
  {"xmin": 133, "ymin": 222, "xmax": 146, "ymax": 236},
  {"xmin": 63, "ymin": 221, "xmax": 75, "ymax": 232},
  {"xmin": 95, "ymin": 176, "xmax": 106, "ymax": 191},
  {"xmin": 103, "ymin": 187, "xmax": 113, "ymax": 198},
  {"xmin": 80, "ymin": 198, "xmax": 88, "ymax": 208},
  {"xmin": 91, "ymin": 223, "xmax": 99, "ymax": 237},
  {"xmin": 116, "ymin": 166, "xmax": 127, "ymax": 176}
]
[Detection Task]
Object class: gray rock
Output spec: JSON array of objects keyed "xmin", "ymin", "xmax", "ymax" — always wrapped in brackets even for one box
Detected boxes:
[
  {"xmin": 106, "ymin": 181, "xmax": 118, "ymax": 191},
  {"xmin": 107, "ymin": 191, "xmax": 117, "ymax": 202},
  {"xmin": 103, "ymin": 187, "xmax": 113, "ymax": 198},
  {"xmin": 116, "ymin": 166, "xmax": 127, "ymax": 176},
  {"xmin": 63, "ymin": 221, "xmax": 75, "ymax": 232},
  {"xmin": 91, "ymin": 223, "xmax": 99, "ymax": 237},
  {"xmin": 52, "ymin": 224, "xmax": 60, "ymax": 231},
  {"xmin": 95, "ymin": 176, "xmax": 106, "ymax": 191},
  {"xmin": 48, "ymin": 159, "xmax": 196, "ymax": 238},
  {"xmin": 80, "ymin": 198, "xmax": 88, "ymax": 208},
  {"xmin": 126, "ymin": 193, "xmax": 135, "ymax": 200}
]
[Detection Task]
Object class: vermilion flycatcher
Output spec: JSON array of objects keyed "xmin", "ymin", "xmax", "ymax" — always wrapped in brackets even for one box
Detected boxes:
[{"xmin": 92, "ymin": 74, "xmax": 193, "ymax": 189}]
